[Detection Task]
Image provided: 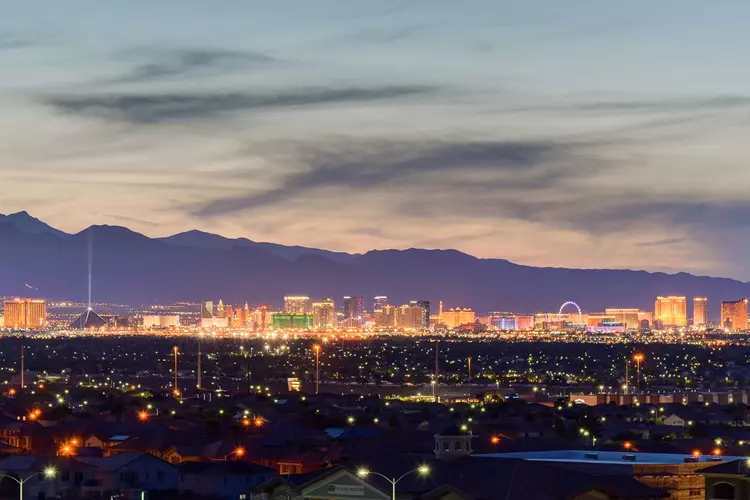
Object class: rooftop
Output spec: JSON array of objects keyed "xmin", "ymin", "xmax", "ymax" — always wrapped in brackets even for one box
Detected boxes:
[{"xmin": 475, "ymin": 450, "xmax": 743, "ymax": 465}]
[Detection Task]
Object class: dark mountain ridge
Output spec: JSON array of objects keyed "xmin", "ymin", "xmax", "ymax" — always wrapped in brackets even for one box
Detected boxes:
[{"xmin": 0, "ymin": 211, "xmax": 747, "ymax": 318}]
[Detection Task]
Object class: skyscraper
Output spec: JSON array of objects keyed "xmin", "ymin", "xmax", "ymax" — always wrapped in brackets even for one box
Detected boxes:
[
  {"xmin": 3, "ymin": 298, "xmax": 47, "ymax": 329},
  {"xmin": 312, "ymin": 298, "xmax": 336, "ymax": 328},
  {"xmin": 343, "ymin": 296, "xmax": 365, "ymax": 325},
  {"xmin": 201, "ymin": 301, "xmax": 214, "ymax": 319},
  {"xmin": 721, "ymin": 299, "xmax": 748, "ymax": 330},
  {"xmin": 654, "ymin": 296, "xmax": 687, "ymax": 327},
  {"xmin": 416, "ymin": 300, "xmax": 431, "ymax": 329},
  {"xmin": 284, "ymin": 296, "xmax": 312, "ymax": 314},
  {"xmin": 693, "ymin": 297, "xmax": 708, "ymax": 326},
  {"xmin": 373, "ymin": 296, "xmax": 388, "ymax": 311}
]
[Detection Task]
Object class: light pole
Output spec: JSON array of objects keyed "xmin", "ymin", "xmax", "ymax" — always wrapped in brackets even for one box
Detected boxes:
[
  {"xmin": 313, "ymin": 344, "xmax": 321, "ymax": 395},
  {"xmin": 0, "ymin": 467, "xmax": 56, "ymax": 500},
  {"xmin": 357, "ymin": 466, "xmax": 430, "ymax": 500},
  {"xmin": 173, "ymin": 346, "xmax": 179, "ymax": 397},
  {"xmin": 633, "ymin": 354, "xmax": 644, "ymax": 394},
  {"xmin": 197, "ymin": 333, "xmax": 202, "ymax": 391}
]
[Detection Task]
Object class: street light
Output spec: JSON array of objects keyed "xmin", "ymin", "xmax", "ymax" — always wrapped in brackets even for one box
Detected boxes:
[
  {"xmin": 357, "ymin": 466, "xmax": 430, "ymax": 500},
  {"xmin": 224, "ymin": 446, "xmax": 245, "ymax": 460},
  {"xmin": 633, "ymin": 354, "xmax": 644, "ymax": 394},
  {"xmin": 313, "ymin": 344, "xmax": 321, "ymax": 395},
  {"xmin": 0, "ymin": 467, "xmax": 56, "ymax": 500}
]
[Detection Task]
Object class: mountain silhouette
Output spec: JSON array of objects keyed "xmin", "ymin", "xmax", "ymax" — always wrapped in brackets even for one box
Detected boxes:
[{"xmin": 1, "ymin": 212, "xmax": 749, "ymax": 319}]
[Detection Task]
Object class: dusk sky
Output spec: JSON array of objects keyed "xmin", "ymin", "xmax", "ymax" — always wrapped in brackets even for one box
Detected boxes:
[{"xmin": 2, "ymin": 1, "xmax": 750, "ymax": 279}]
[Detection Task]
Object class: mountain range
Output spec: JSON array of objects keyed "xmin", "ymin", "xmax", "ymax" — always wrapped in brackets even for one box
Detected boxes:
[{"xmin": 1, "ymin": 211, "xmax": 749, "ymax": 318}]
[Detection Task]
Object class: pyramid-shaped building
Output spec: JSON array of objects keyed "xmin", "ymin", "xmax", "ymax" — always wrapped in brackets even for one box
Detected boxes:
[{"xmin": 69, "ymin": 309, "xmax": 109, "ymax": 329}]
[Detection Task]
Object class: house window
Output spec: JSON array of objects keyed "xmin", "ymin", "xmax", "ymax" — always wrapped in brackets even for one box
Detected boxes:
[
  {"xmin": 713, "ymin": 482, "xmax": 735, "ymax": 500},
  {"xmin": 62, "ymin": 471, "xmax": 71, "ymax": 482},
  {"xmin": 442, "ymin": 441, "xmax": 449, "ymax": 451},
  {"xmin": 240, "ymin": 495, "xmax": 247, "ymax": 500},
  {"xmin": 454, "ymin": 441, "xmax": 462, "ymax": 451}
]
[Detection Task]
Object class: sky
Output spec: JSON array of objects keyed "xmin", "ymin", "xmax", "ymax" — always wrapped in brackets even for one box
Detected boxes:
[{"xmin": 2, "ymin": 1, "xmax": 750, "ymax": 279}]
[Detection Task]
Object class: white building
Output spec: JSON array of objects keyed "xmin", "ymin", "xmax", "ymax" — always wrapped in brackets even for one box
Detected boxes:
[{"xmin": 142, "ymin": 315, "xmax": 180, "ymax": 328}]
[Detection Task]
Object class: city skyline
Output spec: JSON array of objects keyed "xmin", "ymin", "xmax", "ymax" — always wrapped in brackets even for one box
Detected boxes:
[{"xmin": 3, "ymin": 2, "xmax": 750, "ymax": 280}]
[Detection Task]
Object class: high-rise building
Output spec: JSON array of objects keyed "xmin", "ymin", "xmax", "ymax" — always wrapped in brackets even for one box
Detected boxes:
[
  {"xmin": 394, "ymin": 302, "xmax": 424, "ymax": 329},
  {"xmin": 604, "ymin": 308, "xmax": 641, "ymax": 329},
  {"xmin": 312, "ymin": 298, "xmax": 336, "ymax": 328},
  {"xmin": 3, "ymin": 298, "xmax": 47, "ymax": 329},
  {"xmin": 373, "ymin": 296, "xmax": 388, "ymax": 312},
  {"xmin": 654, "ymin": 296, "xmax": 687, "ymax": 327},
  {"xmin": 216, "ymin": 300, "xmax": 225, "ymax": 318},
  {"xmin": 201, "ymin": 301, "xmax": 214, "ymax": 319},
  {"xmin": 375, "ymin": 305, "xmax": 396, "ymax": 327},
  {"xmin": 343, "ymin": 296, "xmax": 365, "ymax": 325},
  {"xmin": 721, "ymin": 299, "xmax": 748, "ymax": 331},
  {"xmin": 693, "ymin": 297, "xmax": 708, "ymax": 326},
  {"xmin": 284, "ymin": 296, "xmax": 311, "ymax": 314},
  {"xmin": 416, "ymin": 300, "xmax": 431, "ymax": 330}
]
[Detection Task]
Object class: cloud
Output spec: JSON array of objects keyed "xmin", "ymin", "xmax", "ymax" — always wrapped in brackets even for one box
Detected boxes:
[
  {"xmin": 0, "ymin": 32, "xmax": 34, "ymax": 50},
  {"xmin": 43, "ymin": 85, "xmax": 436, "ymax": 124},
  {"xmin": 192, "ymin": 137, "xmax": 589, "ymax": 216},
  {"xmin": 511, "ymin": 95, "xmax": 750, "ymax": 114},
  {"xmin": 335, "ymin": 25, "xmax": 426, "ymax": 45},
  {"xmin": 108, "ymin": 47, "xmax": 275, "ymax": 83}
]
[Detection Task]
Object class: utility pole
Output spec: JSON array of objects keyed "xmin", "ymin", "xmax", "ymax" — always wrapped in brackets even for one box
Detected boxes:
[
  {"xmin": 20, "ymin": 343, "xmax": 24, "ymax": 389},
  {"xmin": 624, "ymin": 357, "xmax": 629, "ymax": 395},
  {"xmin": 467, "ymin": 356, "xmax": 472, "ymax": 387},
  {"xmin": 173, "ymin": 346, "xmax": 179, "ymax": 397},
  {"xmin": 313, "ymin": 344, "xmax": 321, "ymax": 395},
  {"xmin": 197, "ymin": 335, "xmax": 202, "ymax": 390},
  {"xmin": 435, "ymin": 341, "xmax": 440, "ymax": 403}
]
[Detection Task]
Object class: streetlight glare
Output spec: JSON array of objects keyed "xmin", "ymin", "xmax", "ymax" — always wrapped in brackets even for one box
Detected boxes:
[
  {"xmin": 44, "ymin": 467, "xmax": 56, "ymax": 478},
  {"xmin": 357, "ymin": 468, "xmax": 369, "ymax": 477},
  {"xmin": 417, "ymin": 465, "xmax": 430, "ymax": 475}
]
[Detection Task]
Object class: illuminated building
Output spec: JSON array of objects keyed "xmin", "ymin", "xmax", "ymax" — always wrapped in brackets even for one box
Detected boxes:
[
  {"xmin": 395, "ymin": 302, "xmax": 425, "ymax": 329},
  {"xmin": 375, "ymin": 305, "xmax": 396, "ymax": 327},
  {"xmin": 3, "ymin": 298, "xmax": 47, "ymax": 329},
  {"xmin": 373, "ymin": 296, "xmax": 388, "ymax": 311},
  {"xmin": 442, "ymin": 308, "xmax": 475, "ymax": 329},
  {"xmin": 343, "ymin": 296, "xmax": 365, "ymax": 325},
  {"xmin": 216, "ymin": 299, "xmax": 225, "ymax": 318},
  {"xmin": 201, "ymin": 301, "xmax": 214, "ymax": 319},
  {"xmin": 693, "ymin": 297, "xmax": 708, "ymax": 326},
  {"xmin": 721, "ymin": 299, "xmax": 748, "ymax": 330},
  {"xmin": 493, "ymin": 317, "xmax": 517, "ymax": 330},
  {"xmin": 416, "ymin": 300, "xmax": 431, "ymax": 329},
  {"xmin": 200, "ymin": 317, "xmax": 229, "ymax": 329},
  {"xmin": 586, "ymin": 313, "xmax": 616, "ymax": 328},
  {"xmin": 250, "ymin": 304, "xmax": 271, "ymax": 330},
  {"xmin": 272, "ymin": 313, "xmax": 313, "ymax": 330},
  {"xmin": 284, "ymin": 296, "xmax": 311, "ymax": 314},
  {"xmin": 605, "ymin": 308, "xmax": 641, "ymax": 329},
  {"xmin": 654, "ymin": 296, "xmax": 687, "ymax": 327},
  {"xmin": 516, "ymin": 316, "xmax": 534, "ymax": 330},
  {"xmin": 312, "ymin": 298, "xmax": 336, "ymax": 328},
  {"xmin": 142, "ymin": 315, "xmax": 180, "ymax": 328},
  {"xmin": 638, "ymin": 311, "xmax": 653, "ymax": 327}
]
